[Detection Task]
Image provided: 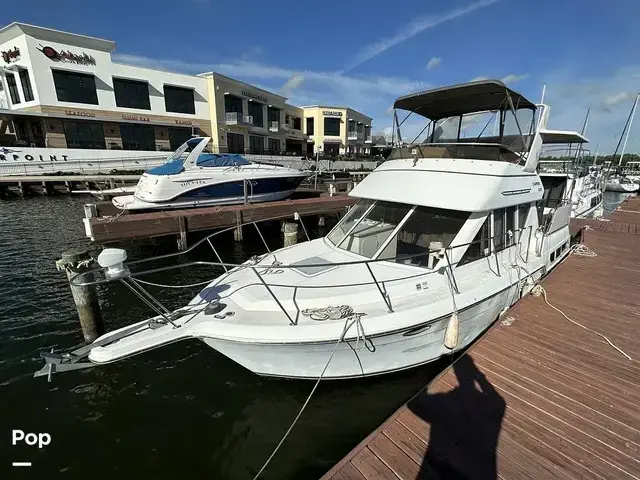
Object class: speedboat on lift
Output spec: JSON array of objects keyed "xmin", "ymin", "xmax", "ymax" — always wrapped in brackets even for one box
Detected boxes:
[
  {"xmin": 112, "ymin": 137, "xmax": 309, "ymax": 211},
  {"xmin": 37, "ymin": 80, "xmax": 583, "ymax": 380}
]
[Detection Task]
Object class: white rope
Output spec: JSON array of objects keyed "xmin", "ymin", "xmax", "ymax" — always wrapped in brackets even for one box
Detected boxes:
[
  {"xmin": 252, "ymin": 315, "xmax": 361, "ymax": 480},
  {"xmin": 530, "ymin": 285, "xmax": 632, "ymax": 361},
  {"xmin": 302, "ymin": 305, "xmax": 354, "ymax": 321},
  {"xmin": 134, "ymin": 278, "xmax": 216, "ymax": 289},
  {"xmin": 570, "ymin": 243, "xmax": 597, "ymax": 257}
]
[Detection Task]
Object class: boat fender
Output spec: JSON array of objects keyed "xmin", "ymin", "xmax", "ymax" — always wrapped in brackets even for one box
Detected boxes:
[{"xmin": 443, "ymin": 313, "xmax": 459, "ymax": 350}]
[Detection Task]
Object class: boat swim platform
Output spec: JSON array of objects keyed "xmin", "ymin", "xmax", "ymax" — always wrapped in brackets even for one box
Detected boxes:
[
  {"xmin": 84, "ymin": 192, "xmax": 357, "ymax": 244},
  {"xmin": 322, "ymin": 196, "xmax": 640, "ymax": 480}
]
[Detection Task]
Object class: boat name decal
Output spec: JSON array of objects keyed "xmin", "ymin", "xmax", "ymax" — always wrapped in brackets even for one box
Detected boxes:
[
  {"xmin": 241, "ymin": 90, "xmax": 268, "ymax": 103},
  {"xmin": 1, "ymin": 46, "xmax": 20, "ymax": 63},
  {"xmin": 37, "ymin": 45, "xmax": 96, "ymax": 65},
  {"xmin": 179, "ymin": 180, "xmax": 206, "ymax": 187},
  {"xmin": 501, "ymin": 188, "xmax": 531, "ymax": 196}
]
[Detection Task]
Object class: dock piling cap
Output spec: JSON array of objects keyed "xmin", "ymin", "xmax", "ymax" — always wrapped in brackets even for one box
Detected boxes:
[{"xmin": 98, "ymin": 248, "xmax": 128, "ymax": 279}]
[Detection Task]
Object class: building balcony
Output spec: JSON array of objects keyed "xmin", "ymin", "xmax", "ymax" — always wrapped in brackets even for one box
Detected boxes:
[
  {"xmin": 365, "ymin": 135, "xmax": 372, "ymax": 143},
  {"xmin": 225, "ymin": 112, "xmax": 253, "ymax": 125},
  {"xmin": 269, "ymin": 121, "xmax": 280, "ymax": 132},
  {"xmin": 281, "ymin": 123, "xmax": 291, "ymax": 132},
  {"xmin": 348, "ymin": 131, "xmax": 364, "ymax": 141}
]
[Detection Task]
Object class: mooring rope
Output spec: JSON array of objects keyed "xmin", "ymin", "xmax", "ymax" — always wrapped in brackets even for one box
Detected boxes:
[
  {"xmin": 134, "ymin": 278, "xmax": 217, "ymax": 289},
  {"xmin": 252, "ymin": 313, "xmax": 363, "ymax": 480},
  {"xmin": 530, "ymin": 285, "xmax": 632, "ymax": 361}
]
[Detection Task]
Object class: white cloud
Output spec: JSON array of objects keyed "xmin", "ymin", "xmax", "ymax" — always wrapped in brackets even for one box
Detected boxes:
[
  {"xmin": 470, "ymin": 75, "xmax": 489, "ymax": 82},
  {"xmin": 280, "ymin": 75, "xmax": 305, "ymax": 93},
  {"xmin": 427, "ymin": 57, "xmax": 442, "ymax": 70},
  {"xmin": 341, "ymin": 0, "xmax": 501, "ymax": 73},
  {"xmin": 541, "ymin": 66, "xmax": 640, "ymax": 152},
  {"xmin": 501, "ymin": 73, "xmax": 529, "ymax": 85}
]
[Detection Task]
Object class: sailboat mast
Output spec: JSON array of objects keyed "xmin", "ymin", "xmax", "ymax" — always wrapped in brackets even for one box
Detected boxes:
[{"xmin": 619, "ymin": 93, "xmax": 640, "ymax": 166}]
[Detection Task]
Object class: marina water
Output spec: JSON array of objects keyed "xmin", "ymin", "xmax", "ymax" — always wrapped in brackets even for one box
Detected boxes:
[{"xmin": 0, "ymin": 192, "xmax": 630, "ymax": 478}]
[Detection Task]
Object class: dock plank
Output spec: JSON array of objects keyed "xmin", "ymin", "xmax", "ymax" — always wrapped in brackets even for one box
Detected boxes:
[{"xmin": 322, "ymin": 195, "xmax": 640, "ymax": 480}]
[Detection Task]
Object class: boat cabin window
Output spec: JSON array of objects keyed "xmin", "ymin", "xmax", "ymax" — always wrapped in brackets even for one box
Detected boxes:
[
  {"xmin": 458, "ymin": 217, "xmax": 490, "ymax": 266},
  {"xmin": 493, "ymin": 208, "xmax": 506, "ymax": 251},
  {"xmin": 331, "ymin": 201, "xmax": 412, "ymax": 258},
  {"xmin": 517, "ymin": 203, "xmax": 531, "ymax": 240},
  {"xmin": 506, "ymin": 206, "xmax": 516, "ymax": 246},
  {"xmin": 378, "ymin": 206, "xmax": 469, "ymax": 267},
  {"xmin": 328, "ymin": 199, "xmax": 469, "ymax": 265}
]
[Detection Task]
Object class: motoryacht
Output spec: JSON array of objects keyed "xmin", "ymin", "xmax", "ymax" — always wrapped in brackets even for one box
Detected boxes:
[
  {"xmin": 605, "ymin": 174, "xmax": 639, "ymax": 193},
  {"xmin": 112, "ymin": 137, "xmax": 309, "ymax": 211},
  {"xmin": 37, "ymin": 80, "xmax": 582, "ymax": 380},
  {"xmin": 538, "ymin": 158, "xmax": 605, "ymax": 218}
]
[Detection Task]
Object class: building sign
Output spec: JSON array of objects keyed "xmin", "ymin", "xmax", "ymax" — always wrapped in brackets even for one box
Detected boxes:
[
  {"xmin": 241, "ymin": 90, "xmax": 268, "ymax": 103},
  {"xmin": 37, "ymin": 45, "xmax": 96, "ymax": 66},
  {"xmin": 322, "ymin": 110, "xmax": 343, "ymax": 117},
  {"xmin": 175, "ymin": 119, "xmax": 192, "ymax": 125},
  {"xmin": 64, "ymin": 110, "xmax": 96, "ymax": 118},
  {"xmin": 0, "ymin": 148, "xmax": 69, "ymax": 162},
  {"xmin": 1, "ymin": 46, "xmax": 20, "ymax": 63},
  {"xmin": 122, "ymin": 114, "xmax": 150, "ymax": 122}
]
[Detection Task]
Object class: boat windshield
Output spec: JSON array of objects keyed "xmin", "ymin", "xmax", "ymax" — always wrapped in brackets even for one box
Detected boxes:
[
  {"xmin": 166, "ymin": 137, "xmax": 203, "ymax": 163},
  {"xmin": 327, "ymin": 199, "xmax": 469, "ymax": 266}
]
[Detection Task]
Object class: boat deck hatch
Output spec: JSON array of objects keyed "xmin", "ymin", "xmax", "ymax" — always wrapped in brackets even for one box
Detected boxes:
[{"xmin": 291, "ymin": 257, "xmax": 336, "ymax": 277}]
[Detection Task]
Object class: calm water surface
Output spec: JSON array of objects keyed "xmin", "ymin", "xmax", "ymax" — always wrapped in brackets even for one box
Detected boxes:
[{"xmin": 0, "ymin": 195, "xmax": 453, "ymax": 480}]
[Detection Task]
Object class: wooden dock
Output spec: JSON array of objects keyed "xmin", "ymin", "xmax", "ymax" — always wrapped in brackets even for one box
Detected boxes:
[
  {"xmin": 85, "ymin": 192, "xmax": 357, "ymax": 244},
  {"xmin": 0, "ymin": 174, "xmax": 140, "ymax": 197},
  {"xmin": 323, "ymin": 195, "xmax": 640, "ymax": 480}
]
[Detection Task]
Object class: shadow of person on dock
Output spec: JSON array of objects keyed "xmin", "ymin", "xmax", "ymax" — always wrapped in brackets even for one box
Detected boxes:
[{"xmin": 408, "ymin": 354, "xmax": 505, "ymax": 479}]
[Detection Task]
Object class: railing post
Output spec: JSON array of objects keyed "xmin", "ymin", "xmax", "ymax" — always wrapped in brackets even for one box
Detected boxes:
[
  {"xmin": 365, "ymin": 263, "xmax": 393, "ymax": 313},
  {"xmin": 251, "ymin": 267, "xmax": 295, "ymax": 325}
]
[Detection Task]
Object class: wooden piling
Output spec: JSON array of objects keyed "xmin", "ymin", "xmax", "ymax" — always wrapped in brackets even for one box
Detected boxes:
[
  {"xmin": 283, "ymin": 222, "xmax": 299, "ymax": 247},
  {"xmin": 177, "ymin": 216, "xmax": 188, "ymax": 251},
  {"xmin": 59, "ymin": 246, "xmax": 104, "ymax": 343},
  {"xmin": 234, "ymin": 211, "xmax": 244, "ymax": 242}
]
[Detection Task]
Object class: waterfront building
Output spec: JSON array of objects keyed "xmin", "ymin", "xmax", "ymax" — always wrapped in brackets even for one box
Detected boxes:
[{"xmin": 0, "ymin": 22, "xmax": 373, "ymax": 170}]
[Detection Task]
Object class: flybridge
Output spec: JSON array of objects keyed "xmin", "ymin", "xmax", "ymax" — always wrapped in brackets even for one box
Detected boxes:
[{"xmin": 387, "ymin": 79, "xmax": 586, "ymax": 173}]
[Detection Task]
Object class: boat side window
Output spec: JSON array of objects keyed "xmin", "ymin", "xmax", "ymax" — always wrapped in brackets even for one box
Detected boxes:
[
  {"xmin": 334, "ymin": 201, "xmax": 413, "ymax": 258},
  {"xmin": 326, "ymin": 199, "xmax": 375, "ymax": 247},
  {"xmin": 458, "ymin": 217, "xmax": 490, "ymax": 266},
  {"xmin": 518, "ymin": 203, "xmax": 530, "ymax": 230},
  {"xmin": 493, "ymin": 208, "xmax": 506, "ymax": 251},
  {"xmin": 506, "ymin": 206, "xmax": 516, "ymax": 245},
  {"xmin": 378, "ymin": 206, "xmax": 469, "ymax": 268}
]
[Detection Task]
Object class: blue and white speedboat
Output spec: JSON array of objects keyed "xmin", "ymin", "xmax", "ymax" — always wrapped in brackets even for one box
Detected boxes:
[{"xmin": 112, "ymin": 137, "xmax": 309, "ymax": 211}]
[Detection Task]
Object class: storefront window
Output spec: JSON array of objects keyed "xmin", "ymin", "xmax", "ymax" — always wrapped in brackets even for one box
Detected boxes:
[
  {"xmin": 227, "ymin": 132, "xmax": 245, "ymax": 153},
  {"xmin": 249, "ymin": 135, "xmax": 264, "ymax": 153},
  {"xmin": 268, "ymin": 138, "xmax": 280, "ymax": 153},
  {"xmin": 120, "ymin": 124, "xmax": 156, "ymax": 150},
  {"xmin": 18, "ymin": 69, "xmax": 34, "ymax": 102},
  {"xmin": 164, "ymin": 85, "xmax": 195, "ymax": 114},
  {"xmin": 225, "ymin": 96, "xmax": 243, "ymax": 113},
  {"xmin": 292, "ymin": 117, "xmax": 301, "ymax": 130},
  {"xmin": 168, "ymin": 127, "xmax": 192, "ymax": 150},
  {"xmin": 63, "ymin": 121, "xmax": 105, "ymax": 149},
  {"xmin": 114, "ymin": 78, "xmax": 150, "ymax": 110},
  {"xmin": 5, "ymin": 73, "xmax": 20, "ymax": 104},
  {"xmin": 53, "ymin": 70, "xmax": 98, "ymax": 104},
  {"xmin": 306, "ymin": 117, "xmax": 314, "ymax": 135},
  {"xmin": 324, "ymin": 117, "xmax": 340, "ymax": 136},
  {"xmin": 248, "ymin": 102, "xmax": 264, "ymax": 127}
]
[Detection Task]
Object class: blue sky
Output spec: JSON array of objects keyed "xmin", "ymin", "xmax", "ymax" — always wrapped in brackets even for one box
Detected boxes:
[{"xmin": 5, "ymin": 0, "xmax": 640, "ymax": 152}]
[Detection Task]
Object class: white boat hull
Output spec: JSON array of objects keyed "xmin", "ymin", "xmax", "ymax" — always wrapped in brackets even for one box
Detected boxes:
[
  {"xmin": 606, "ymin": 182, "xmax": 639, "ymax": 193},
  {"xmin": 112, "ymin": 188, "xmax": 298, "ymax": 211},
  {"xmin": 203, "ymin": 285, "xmax": 517, "ymax": 379}
]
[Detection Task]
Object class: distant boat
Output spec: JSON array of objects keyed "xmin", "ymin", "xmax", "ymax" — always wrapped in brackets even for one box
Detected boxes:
[
  {"xmin": 605, "ymin": 175, "xmax": 639, "ymax": 193},
  {"xmin": 112, "ymin": 137, "xmax": 309, "ymax": 211}
]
